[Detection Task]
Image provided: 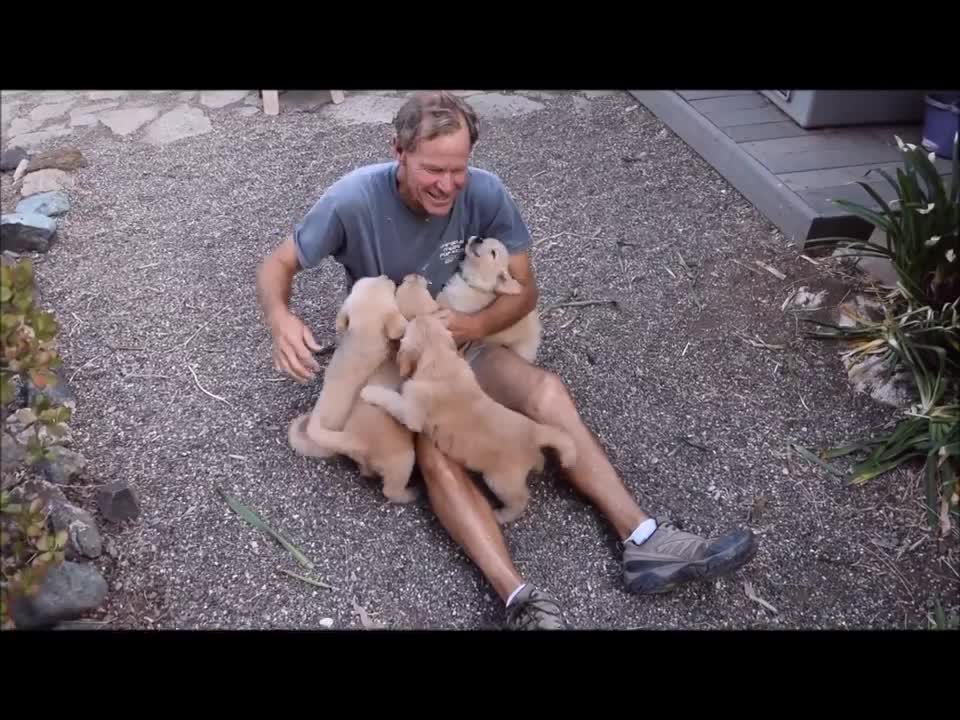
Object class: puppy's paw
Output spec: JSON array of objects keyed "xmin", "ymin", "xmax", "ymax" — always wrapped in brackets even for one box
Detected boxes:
[
  {"xmin": 384, "ymin": 485, "xmax": 420, "ymax": 504},
  {"xmin": 494, "ymin": 505, "xmax": 526, "ymax": 525},
  {"xmin": 360, "ymin": 385, "xmax": 387, "ymax": 406}
]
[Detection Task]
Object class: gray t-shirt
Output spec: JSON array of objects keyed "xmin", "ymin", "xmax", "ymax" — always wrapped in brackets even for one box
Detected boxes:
[{"xmin": 292, "ymin": 161, "xmax": 531, "ymax": 297}]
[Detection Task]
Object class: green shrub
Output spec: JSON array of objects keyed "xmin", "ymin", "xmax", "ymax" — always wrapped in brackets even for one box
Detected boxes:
[
  {"xmin": 1, "ymin": 258, "xmax": 72, "ymax": 628},
  {"xmin": 804, "ymin": 133, "xmax": 959, "ymax": 533}
]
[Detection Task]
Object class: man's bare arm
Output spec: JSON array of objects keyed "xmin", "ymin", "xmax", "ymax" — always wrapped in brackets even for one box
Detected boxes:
[
  {"xmin": 256, "ymin": 236, "xmax": 300, "ymax": 327},
  {"xmin": 256, "ymin": 236, "xmax": 322, "ymax": 382},
  {"xmin": 472, "ymin": 251, "xmax": 538, "ymax": 336}
]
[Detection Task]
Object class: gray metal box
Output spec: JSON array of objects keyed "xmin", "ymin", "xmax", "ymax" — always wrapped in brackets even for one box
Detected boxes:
[{"xmin": 761, "ymin": 90, "xmax": 926, "ymax": 128}]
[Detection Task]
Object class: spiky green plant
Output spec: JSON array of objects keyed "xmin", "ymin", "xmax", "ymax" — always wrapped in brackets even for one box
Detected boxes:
[
  {"xmin": 804, "ymin": 131, "xmax": 959, "ymax": 532},
  {"xmin": 806, "ymin": 131, "xmax": 959, "ymax": 311}
]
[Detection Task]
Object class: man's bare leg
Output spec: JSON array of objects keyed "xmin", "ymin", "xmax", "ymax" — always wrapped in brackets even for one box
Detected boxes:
[
  {"xmin": 468, "ymin": 344, "xmax": 757, "ymax": 595},
  {"xmin": 415, "ymin": 433, "xmax": 568, "ymax": 629},
  {"xmin": 469, "ymin": 345, "xmax": 646, "ymax": 541},
  {"xmin": 415, "ymin": 433, "xmax": 522, "ymax": 601}
]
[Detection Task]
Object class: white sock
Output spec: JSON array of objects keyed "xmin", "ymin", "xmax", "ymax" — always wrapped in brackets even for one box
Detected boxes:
[
  {"xmin": 626, "ymin": 518, "xmax": 657, "ymax": 546},
  {"xmin": 505, "ymin": 583, "xmax": 527, "ymax": 607}
]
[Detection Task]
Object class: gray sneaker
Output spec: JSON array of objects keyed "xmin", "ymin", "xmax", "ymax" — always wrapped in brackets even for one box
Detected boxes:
[
  {"xmin": 623, "ymin": 520, "xmax": 757, "ymax": 594},
  {"xmin": 505, "ymin": 586, "xmax": 569, "ymax": 630}
]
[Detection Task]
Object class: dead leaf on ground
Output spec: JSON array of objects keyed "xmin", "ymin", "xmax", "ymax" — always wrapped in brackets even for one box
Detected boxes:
[
  {"xmin": 747, "ymin": 496, "xmax": 768, "ymax": 523},
  {"xmin": 744, "ymin": 580, "xmax": 778, "ymax": 614},
  {"xmin": 352, "ymin": 599, "xmax": 385, "ymax": 629}
]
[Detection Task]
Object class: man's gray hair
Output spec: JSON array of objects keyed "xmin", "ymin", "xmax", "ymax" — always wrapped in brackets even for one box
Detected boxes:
[{"xmin": 392, "ymin": 91, "xmax": 480, "ymax": 153}]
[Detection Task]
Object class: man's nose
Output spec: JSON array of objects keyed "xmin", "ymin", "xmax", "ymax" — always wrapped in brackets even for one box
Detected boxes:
[{"xmin": 437, "ymin": 173, "xmax": 454, "ymax": 193}]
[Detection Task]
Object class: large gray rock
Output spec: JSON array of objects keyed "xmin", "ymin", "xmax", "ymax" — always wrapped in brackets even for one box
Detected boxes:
[
  {"xmin": 98, "ymin": 107, "xmax": 159, "ymax": 136},
  {"xmin": 1, "ymin": 430, "xmax": 26, "ymax": 477},
  {"xmin": 86, "ymin": 90, "xmax": 128, "ymax": 101},
  {"xmin": 143, "ymin": 105, "xmax": 213, "ymax": 146},
  {"xmin": 20, "ymin": 168, "xmax": 75, "ymax": 197},
  {"xmin": 0, "ymin": 212, "xmax": 57, "ymax": 253},
  {"xmin": 16, "ymin": 191, "xmax": 70, "ymax": 217},
  {"xmin": 9, "ymin": 561, "xmax": 108, "ymax": 629},
  {"xmin": 322, "ymin": 94, "xmax": 407, "ymax": 125},
  {"xmin": 28, "ymin": 101, "xmax": 76, "ymax": 124},
  {"xmin": 6, "ymin": 127, "xmax": 73, "ymax": 149},
  {"xmin": 1, "ymin": 147, "xmax": 28, "ymax": 171},
  {"xmin": 25, "ymin": 147, "xmax": 86, "ymax": 173},
  {"xmin": 199, "ymin": 90, "xmax": 248, "ymax": 109},
  {"xmin": 463, "ymin": 93, "xmax": 545, "ymax": 119},
  {"xmin": 39, "ymin": 446, "xmax": 88, "ymax": 486},
  {"xmin": 49, "ymin": 501, "xmax": 102, "ymax": 559},
  {"xmin": 97, "ymin": 480, "xmax": 140, "ymax": 522}
]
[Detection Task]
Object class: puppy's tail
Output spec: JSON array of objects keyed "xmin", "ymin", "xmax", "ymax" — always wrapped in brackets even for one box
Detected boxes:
[
  {"xmin": 534, "ymin": 424, "xmax": 577, "ymax": 469},
  {"xmin": 288, "ymin": 415, "xmax": 364, "ymax": 460}
]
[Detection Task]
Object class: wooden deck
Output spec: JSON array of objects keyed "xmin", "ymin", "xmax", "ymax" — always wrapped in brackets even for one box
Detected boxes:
[{"xmin": 628, "ymin": 90, "xmax": 954, "ymax": 243}]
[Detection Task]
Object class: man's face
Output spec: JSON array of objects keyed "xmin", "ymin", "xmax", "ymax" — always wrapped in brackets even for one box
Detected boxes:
[{"xmin": 396, "ymin": 125, "xmax": 471, "ymax": 216}]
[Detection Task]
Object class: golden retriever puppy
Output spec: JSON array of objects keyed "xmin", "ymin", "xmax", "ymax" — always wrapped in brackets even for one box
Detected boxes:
[
  {"xmin": 301, "ymin": 275, "xmax": 407, "ymax": 437},
  {"xmin": 437, "ymin": 236, "xmax": 542, "ymax": 363},
  {"xmin": 360, "ymin": 314, "xmax": 577, "ymax": 524},
  {"xmin": 395, "ymin": 273, "xmax": 439, "ymax": 320},
  {"xmin": 287, "ymin": 359, "xmax": 418, "ymax": 503}
]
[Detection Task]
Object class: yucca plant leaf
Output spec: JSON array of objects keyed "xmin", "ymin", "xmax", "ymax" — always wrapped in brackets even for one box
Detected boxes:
[
  {"xmin": 802, "ymin": 238, "xmax": 892, "ymax": 259},
  {"xmin": 907, "ymin": 147, "xmax": 946, "ymax": 198},
  {"xmin": 820, "ymin": 439, "xmax": 887, "ymax": 459},
  {"xmin": 831, "ymin": 199, "xmax": 896, "ymax": 234},
  {"xmin": 925, "ymin": 452, "xmax": 941, "ymax": 525},
  {"xmin": 950, "ymin": 130, "xmax": 958, "ymax": 205},
  {"xmin": 850, "ymin": 453, "xmax": 924, "ymax": 485},
  {"xmin": 217, "ymin": 487, "xmax": 315, "ymax": 570},
  {"xmin": 790, "ymin": 443, "xmax": 847, "ymax": 478},
  {"xmin": 854, "ymin": 180, "xmax": 899, "ymax": 225}
]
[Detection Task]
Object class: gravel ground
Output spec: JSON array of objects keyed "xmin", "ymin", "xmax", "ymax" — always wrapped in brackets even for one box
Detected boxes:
[{"xmin": 3, "ymin": 89, "xmax": 957, "ymax": 630}]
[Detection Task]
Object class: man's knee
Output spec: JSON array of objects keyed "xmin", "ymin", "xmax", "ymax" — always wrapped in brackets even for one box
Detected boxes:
[{"xmin": 527, "ymin": 369, "xmax": 575, "ymax": 421}]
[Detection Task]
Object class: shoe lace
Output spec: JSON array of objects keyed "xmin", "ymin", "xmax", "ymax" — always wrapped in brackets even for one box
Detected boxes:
[{"xmin": 508, "ymin": 592, "xmax": 565, "ymax": 629}]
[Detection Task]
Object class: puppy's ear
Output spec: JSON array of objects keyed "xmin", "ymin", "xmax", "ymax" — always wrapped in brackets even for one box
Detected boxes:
[
  {"xmin": 335, "ymin": 306, "xmax": 349, "ymax": 333},
  {"xmin": 495, "ymin": 270, "xmax": 524, "ymax": 295},
  {"xmin": 384, "ymin": 310, "xmax": 408, "ymax": 340}
]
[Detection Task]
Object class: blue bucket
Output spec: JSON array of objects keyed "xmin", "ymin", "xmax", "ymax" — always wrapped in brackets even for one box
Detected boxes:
[{"xmin": 922, "ymin": 92, "xmax": 959, "ymax": 159}]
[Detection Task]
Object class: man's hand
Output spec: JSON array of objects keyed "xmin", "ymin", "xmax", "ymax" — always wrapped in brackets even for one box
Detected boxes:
[
  {"xmin": 270, "ymin": 309, "xmax": 324, "ymax": 383},
  {"xmin": 432, "ymin": 308, "xmax": 483, "ymax": 345}
]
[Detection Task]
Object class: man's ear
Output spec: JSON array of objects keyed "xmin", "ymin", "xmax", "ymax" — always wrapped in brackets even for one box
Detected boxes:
[
  {"xmin": 495, "ymin": 270, "xmax": 523, "ymax": 295},
  {"xmin": 335, "ymin": 306, "xmax": 349, "ymax": 333},
  {"xmin": 385, "ymin": 311, "xmax": 408, "ymax": 340}
]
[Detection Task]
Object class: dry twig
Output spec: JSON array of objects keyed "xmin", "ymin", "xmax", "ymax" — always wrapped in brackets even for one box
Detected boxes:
[
  {"xmin": 545, "ymin": 299, "xmax": 620, "ymax": 314},
  {"xmin": 187, "ymin": 364, "xmax": 233, "ymax": 407},
  {"xmin": 755, "ymin": 260, "xmax": 787, "ymax": 280}
]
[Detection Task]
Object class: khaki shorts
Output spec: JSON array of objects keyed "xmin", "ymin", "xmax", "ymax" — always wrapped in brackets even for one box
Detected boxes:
[{"xmin": 459, "ymin": 340, "xmax": 494, "ymax": 367}]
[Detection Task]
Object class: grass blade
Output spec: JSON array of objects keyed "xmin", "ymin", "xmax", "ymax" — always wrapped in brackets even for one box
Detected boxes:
[
  {"xmin": 904, "ymin": 146, "xmax": 948, "ymax": 217},
  {"xmin": 820, "ymin": 440, "xmax": 885, "ymax": 459},
  {"xmin": 217, "ymin": 487, "xmax": 315, "ymax": 570},
  {"xmin": 830, "ymin": 199, "xmax": 895, "ymax": 233},
  {"xmin": 790, "ymin": 443, "xmax": 847, "ymax": 478},
  {"xmin": 277, "ymin": 567, "xmax": 339, "ymax": 591},
  {"xmin": 850, "ymin": 453, "xmax": 923, "ymax": 485},
  {"xmin": 853, "ymin": 180, "xmax": 898, "ymax": 224}
]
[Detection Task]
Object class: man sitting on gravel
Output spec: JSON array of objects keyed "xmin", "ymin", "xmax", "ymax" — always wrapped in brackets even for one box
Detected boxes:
[{"xmin": 256, "ymin": 90, "xmax": 758, "ymax": 629}]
